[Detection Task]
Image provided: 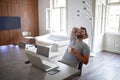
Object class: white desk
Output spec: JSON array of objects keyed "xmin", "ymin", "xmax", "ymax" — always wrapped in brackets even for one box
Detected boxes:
[
  {"xmin": 25, "ymin": 58, "xmax": 80, "ymax": 80},
  {"xmin": 21, "ymin": 48, "xmax": 80, "ymax": 80}
]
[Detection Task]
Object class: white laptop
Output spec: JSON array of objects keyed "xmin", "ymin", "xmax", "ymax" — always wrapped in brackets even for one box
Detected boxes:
[
  {"xmin": 36, "ymin": 45, "xmax": 49, "ymax": 57},
  {"xmin": 36, "ymin": 45, "xmax": 58, "ymax": 58},
  {"xmin": 24, "ymin": 50, "xmax": 58, "ymax": 72}
]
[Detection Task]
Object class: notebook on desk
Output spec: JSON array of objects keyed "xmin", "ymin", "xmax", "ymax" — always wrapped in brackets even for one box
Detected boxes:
[{"xmin": 24, "ymin": 50, "xmax": 58, "ymax": 72}]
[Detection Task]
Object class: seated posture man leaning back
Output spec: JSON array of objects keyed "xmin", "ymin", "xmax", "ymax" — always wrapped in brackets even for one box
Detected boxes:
[{"xmin": 61, "ymin": 27, "xmax": 90, "ymax": 79}]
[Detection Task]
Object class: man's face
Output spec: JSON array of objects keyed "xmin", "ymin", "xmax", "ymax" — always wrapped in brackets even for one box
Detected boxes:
[{"xmin": 76, "ymin": 29, "xmax": 85, "ymax": 39}]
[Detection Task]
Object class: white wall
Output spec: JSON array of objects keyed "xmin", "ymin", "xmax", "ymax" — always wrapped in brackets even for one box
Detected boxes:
[
  {"xmin": 92, "ymin": 0, "xmax": 106, "ymax": 53},
  {"xmin": 67, "ymin": 0, "xmax": 93, "ymax": 51},
  {"xmin": 38, "ymin": 0, "xmax": 50, "ymax": 35}
]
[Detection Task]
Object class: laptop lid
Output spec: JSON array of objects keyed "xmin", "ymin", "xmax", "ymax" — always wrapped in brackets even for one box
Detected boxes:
[
  {"xmin": 24, "ymin": 50, "xmax": 58, "ymax": 72},
  {"xmin": 36, "ymin": 45, "xmax": 50, "ymax": 57}
]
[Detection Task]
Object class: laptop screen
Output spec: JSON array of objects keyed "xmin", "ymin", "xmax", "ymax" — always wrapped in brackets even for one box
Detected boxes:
[{"xmin": 36, "ymin": 46, "xmax": 49, "ymax": 57}]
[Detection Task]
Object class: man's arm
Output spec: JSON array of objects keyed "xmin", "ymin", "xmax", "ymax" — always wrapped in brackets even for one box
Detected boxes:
[
  {"xmin": 71, "ymin": 48, "xmax": 90, "ymax": 65},
  {"xmin": 70, "ymin": 27, "xmax": 79, "ymax": 38},
  {"xmin": 69, "ymin": 27, "xmax": 79, "ymax": 42},
  {"xmin": 76, "ymin": 53, "xmax": 90, "ymax": 65}
]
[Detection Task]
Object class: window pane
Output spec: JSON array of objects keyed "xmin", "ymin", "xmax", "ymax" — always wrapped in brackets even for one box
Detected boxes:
[
  {"xmin": 50, "ymin": 9, "xmax": 61, "ymax": 32},
  {"xmin": 106, "ymin": 5, "xmax": 120, "ymax": 33},
  {"xmin": 46, "ymin": 0, "xmax": 66, "ymax": 33},
  {"xmin": 54, "ymin": 0, "xmax": 66, "ymax": 8},
  {"xmin": 60, "ymin": 8, "xmax": 66, "ymax": 31},
  {"xmin": 108, "ymin": 0, "xmax": 120, "ymax": 3},
  {"xmin": 46, "ymin": 8, "xmax": 51, "ymax": 30}
]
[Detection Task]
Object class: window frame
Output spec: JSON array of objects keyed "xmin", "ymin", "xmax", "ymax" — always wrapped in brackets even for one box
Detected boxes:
[
  {"xmin": 46, "ymin": 0, "xmax": 67, "ymax": 33},
  {"xmin": 105, "ymin": 0, "xmax": 120, "ymax": 33},
  {"xmin": 107, "ymin": 0, "xmax": 120, "ymax": 4},
  {"xmin": 53, "ymin": 0, "xmax": 66, "ymax": 8}
]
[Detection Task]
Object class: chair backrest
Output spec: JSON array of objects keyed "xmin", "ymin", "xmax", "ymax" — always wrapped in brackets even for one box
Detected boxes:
[{"xmin": 22, "ymin": 32, "xmax": 31, "ymax": 37}]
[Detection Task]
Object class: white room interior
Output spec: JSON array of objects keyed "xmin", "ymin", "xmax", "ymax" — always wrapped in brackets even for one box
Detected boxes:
[
  {"xmin": 38, "ymin": 0, "xmax": 120, "ymax": 55},
  {"xmin": 38, "ymin": 0, "xmax": 101, "ymax": 56},
  {"xmin": 0, "ymin": 0, "xmax": 120, "ymax": 80}
]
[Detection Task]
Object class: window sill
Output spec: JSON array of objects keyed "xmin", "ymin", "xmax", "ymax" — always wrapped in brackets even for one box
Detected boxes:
[{"xmin": 105, "ymin": 32, "xmax": 120, "ymax": 36}]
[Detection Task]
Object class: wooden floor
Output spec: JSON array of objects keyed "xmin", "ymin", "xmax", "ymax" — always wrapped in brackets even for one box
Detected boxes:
[
  {"xmin": 0, "ymin": 45, "xmax": 120, "ymax": 80},
  {"xmin": 81, "ymin": 51, "xmax": 120, "ymax": 80}
]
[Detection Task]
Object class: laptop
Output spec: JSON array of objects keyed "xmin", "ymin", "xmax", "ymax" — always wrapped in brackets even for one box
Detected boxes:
[
  {"xmin": 36, "ymin": 45, "xmax": 50, "ymax": 57},
  {"xmin": 24, "ymin": 50, "xmax": 58, "ymax": 72},
  {"xmin": 36, "ymin": 45, "xmax": 58, "ymax": 58}
]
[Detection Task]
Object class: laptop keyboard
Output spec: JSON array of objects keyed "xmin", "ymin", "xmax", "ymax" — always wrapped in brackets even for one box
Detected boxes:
[{"xmin": 43, "ymin": 64, "xmax": 51, "ymax": 69}]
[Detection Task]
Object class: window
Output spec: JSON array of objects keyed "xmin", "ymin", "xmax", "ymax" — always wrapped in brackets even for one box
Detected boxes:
[
  {"xmin": 54, "ymin": 0, "xmax": 66, "ymax": 8},
  {"xmin": 105, "ymin": 1, "xmax": 120, "ymax": 33},
  {"xmin": 46, "ymin": 0, "xmax": 66, "ymax": 33},
  {"xmin": 108, "ymin": 0, "xmax": 120, "ymax": 3}
]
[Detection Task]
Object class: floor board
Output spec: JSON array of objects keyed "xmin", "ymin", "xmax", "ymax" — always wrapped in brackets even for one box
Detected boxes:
[
  {"xmin": 81, "ymin": 52, "xmax": 120, "ymax": 80},
  {"xmin": 0, "ymin": 45, "xmax": 120, "ymax": 80}
]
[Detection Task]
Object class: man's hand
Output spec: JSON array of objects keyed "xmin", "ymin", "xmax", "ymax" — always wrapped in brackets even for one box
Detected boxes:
[{"xmin": 71, "ymin": 47, "xmax": 78, "ymax": 55}]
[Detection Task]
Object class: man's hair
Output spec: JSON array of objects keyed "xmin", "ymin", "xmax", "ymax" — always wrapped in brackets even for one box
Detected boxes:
[{"xmin": 80, "ymin": 27, "xmax": 88, "ymax": 39}]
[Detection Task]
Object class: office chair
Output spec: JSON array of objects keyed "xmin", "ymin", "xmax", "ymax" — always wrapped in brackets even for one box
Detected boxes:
[
  {"xmin": 21, "ymin": 31, "xmax": 35, "ymax": 49},
  {"xmin": 22, "ymin": 31, "xmax": 35, "ymax": 43}
]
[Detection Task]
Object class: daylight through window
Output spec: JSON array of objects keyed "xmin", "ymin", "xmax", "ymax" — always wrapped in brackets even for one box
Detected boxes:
[{"xmin": 46, "ymin": 0, "xmax": 66, "ymax": 33}]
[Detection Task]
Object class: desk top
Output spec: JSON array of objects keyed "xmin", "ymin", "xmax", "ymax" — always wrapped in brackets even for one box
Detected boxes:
[
  {"xmin": 21, "ymin": 49, "xmax": 80, "ymax": 80},
  {"xmin": 0, "ymin": 45, "xmax": 80, "ymax": 80},
  {"xmin": 28, "ymin": 61, "xmax": 80, "ymax": 80}
]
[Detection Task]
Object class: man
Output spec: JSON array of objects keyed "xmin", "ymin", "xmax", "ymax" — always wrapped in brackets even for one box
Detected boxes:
[{"xmin": 60, "ymin": 27, "xmax": 90, "ymax": 80}]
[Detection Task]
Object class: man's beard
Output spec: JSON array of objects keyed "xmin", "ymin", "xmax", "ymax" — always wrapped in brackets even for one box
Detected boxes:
[{"xmin": 76, "ymin": 35, "xmax": 83, "ymax": 39}]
